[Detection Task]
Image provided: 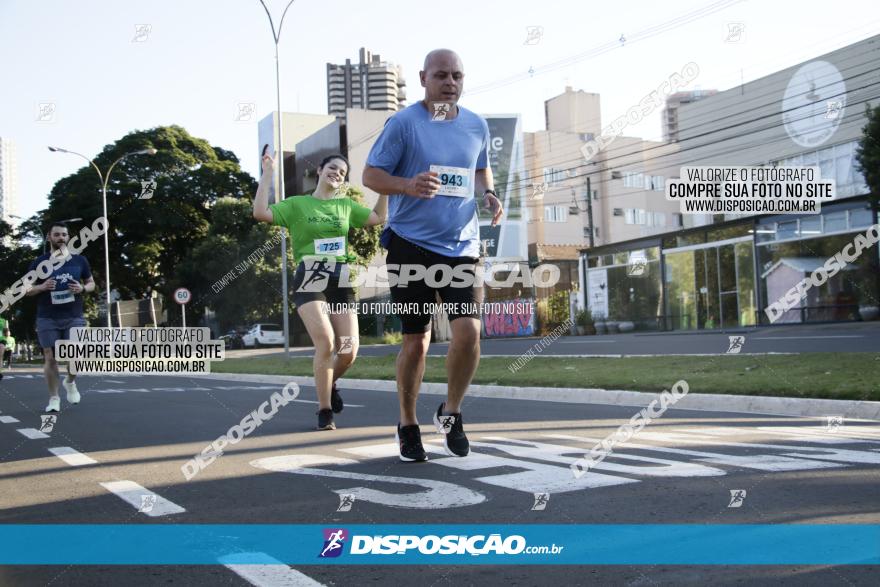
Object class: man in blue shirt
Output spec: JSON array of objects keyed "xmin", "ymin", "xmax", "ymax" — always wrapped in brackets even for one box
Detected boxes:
[
  {"xmin": 25, "ymin": 222, "xmax": 95, "ymax": 412},
  {"xmin": 364, "ymin": 48, "xmax": 503, "ymax": 462}
]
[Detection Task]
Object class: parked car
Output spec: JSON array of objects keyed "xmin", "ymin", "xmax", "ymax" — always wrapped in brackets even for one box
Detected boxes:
[
  {"xmin": 241, "ymin": 323, "xmax": 285, "ymax": 348},
  {"xmin": 219, "ymin": 329, "xmax": 245, "ymax": 350}
]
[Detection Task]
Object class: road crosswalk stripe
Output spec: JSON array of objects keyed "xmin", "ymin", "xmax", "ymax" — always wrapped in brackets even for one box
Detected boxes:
[{"xmin": 99, "ymin": 481, "xmax": 185, "ymax": 517}]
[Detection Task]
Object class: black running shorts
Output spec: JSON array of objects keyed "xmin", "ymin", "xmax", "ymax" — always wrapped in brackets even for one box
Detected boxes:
[
  {"xmin": 291, "ymin": 260, "xmax": 356, "ymax": 309},
  {"xmin": 385, "ymin": 231, "xmax": 482, "ymax": 334}
]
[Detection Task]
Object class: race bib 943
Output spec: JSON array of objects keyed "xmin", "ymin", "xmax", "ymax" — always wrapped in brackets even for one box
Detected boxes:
[
  {"xmin": 430, "ymin": 165, "xmax": 471, "ymax": 197},
  {"xmin": 314, "ymin": 237, "xmax": 346, "ymax": 255}
]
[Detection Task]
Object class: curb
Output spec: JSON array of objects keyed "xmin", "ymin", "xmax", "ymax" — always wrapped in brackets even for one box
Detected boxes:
[{"xmin": 196, "ymin": 372, "xmax": 880, "ymax": 421}]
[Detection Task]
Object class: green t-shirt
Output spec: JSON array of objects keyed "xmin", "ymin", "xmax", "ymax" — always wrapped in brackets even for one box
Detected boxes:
[{"xmin": 270, "ymin": 195, "xmax": 371, "ymax": 264}]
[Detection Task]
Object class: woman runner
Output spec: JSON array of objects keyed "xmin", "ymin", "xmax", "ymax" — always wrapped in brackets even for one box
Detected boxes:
[{"xmin": 253, "ymin": 152, "xmax": 387, "ymax": 430}]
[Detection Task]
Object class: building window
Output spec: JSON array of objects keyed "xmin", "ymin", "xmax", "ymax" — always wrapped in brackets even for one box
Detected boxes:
[
  {"xmin": 624, "ymin": 208, "xmax": 647, "ymax": 225},
  {"xmin": 544, "ymin": 205, "xmax": 567, "ymax": 223},
  {"xmin": 543, "ymin": 167, "xmax": 565, "ymax": 186}
]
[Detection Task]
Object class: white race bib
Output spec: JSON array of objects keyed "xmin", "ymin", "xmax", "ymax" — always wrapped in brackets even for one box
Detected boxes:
[
  {"xmin": 430, "ymin": 165, "xmax": 471, "ymax": 197},
  {"xmin": 314, "ymin": 237, "xmax": 346, "ymax": 255},
  {"xmin": 51, "ymin": 290, "xmax": 75, "ymax": 305}
]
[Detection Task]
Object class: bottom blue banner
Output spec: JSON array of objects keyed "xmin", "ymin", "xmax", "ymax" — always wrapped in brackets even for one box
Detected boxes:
[{"xmin": 0, "ymin": 525, "xmax": 877, "ymax": 565}]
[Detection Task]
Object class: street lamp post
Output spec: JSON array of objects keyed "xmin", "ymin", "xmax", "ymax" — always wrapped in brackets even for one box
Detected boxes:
[
  {"xmin": 48, "ymin": 146, "xmax": 157, "ymax": 327},
  {"xmin": 257, "ymin": 0, "xmax": 296, "ymax": 358}
]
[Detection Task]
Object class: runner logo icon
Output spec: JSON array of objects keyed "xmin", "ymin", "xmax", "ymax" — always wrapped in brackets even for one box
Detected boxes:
[{"xmin": 319, "ymin": 528, "xmax": 348, "ymax": 558}]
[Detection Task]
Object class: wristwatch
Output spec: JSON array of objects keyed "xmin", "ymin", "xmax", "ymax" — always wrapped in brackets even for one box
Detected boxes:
[{"xmin": 483, "ymin": 189, "xmax": 498, "ymax": 198}]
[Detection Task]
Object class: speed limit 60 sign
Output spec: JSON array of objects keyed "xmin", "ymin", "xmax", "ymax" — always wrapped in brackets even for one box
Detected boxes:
[{"xmin": 174, "ymin": 288, "xmax": 191, "ymax": 305}]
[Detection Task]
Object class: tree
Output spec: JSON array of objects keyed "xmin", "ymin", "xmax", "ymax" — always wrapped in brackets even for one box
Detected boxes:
[
  {"xmin": 31, "ymin": 126, "xmax": 257, "ymax": 303},
  {"xmin": 855, "ymin": 103, "xmax": 880, "ymax": 215},
  {"xmin": 341, "ymin": 183, "xmax": 382, "ymax": 266},
  {"xmin": 176, "ymin": 197, "xmax": 285, "ymax": 332}
]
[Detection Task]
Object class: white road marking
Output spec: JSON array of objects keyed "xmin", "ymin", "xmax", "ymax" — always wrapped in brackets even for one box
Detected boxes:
[
  {"xmin": 558, "ymin": 340, "xmax": 617, "ymax": 344},
  {"xmin": 220, "ymin": 553, "xmax": 325, "ymax": 586},
  {"xmin": 99, "ymin": 481, "xmax": 185, "ymax": 517},
  {"xmin": 753, "ymin": 335, "xmax": 863, "ymax": 339},
  {"xmin": 548, "ymin": 434, "xmax": 845, "ymax": 472},
  {"xmin": 251, "ymin": 454, "xmax": 486, "ymax": 509},
  {"xmin": 0, "ymin": 415, "xmax": 20, "ymax": 424},
  {"xmin": 48, "ymin": 446, "xmax": 97, "ymax": 466},
  {"xmin": 17, "ymin": 428, "xmax": 49, "ymax": 439},
  {"xmin": 104, "ymin": 379, "xmax": 125, "ymax": 383}
]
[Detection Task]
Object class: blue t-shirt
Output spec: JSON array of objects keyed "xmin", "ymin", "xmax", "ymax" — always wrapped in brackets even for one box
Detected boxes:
[
  {"xmin": 366, "ymin": 102, "xmax": 489, "ymax": 258},
  {"xmin": 27, "ymin": 254, "xmax": 92, "ymax": 319}
]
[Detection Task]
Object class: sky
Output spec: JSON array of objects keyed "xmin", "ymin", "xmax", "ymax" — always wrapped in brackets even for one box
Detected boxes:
[{"xmin": 1, "ymin": 0, "xmax": 878, "ymax": 221}]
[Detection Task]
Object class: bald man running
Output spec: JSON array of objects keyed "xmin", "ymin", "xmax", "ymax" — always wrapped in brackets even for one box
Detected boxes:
[{"xmin": 364, "ymin": 49, "xmax": 503, "ymax": 462}]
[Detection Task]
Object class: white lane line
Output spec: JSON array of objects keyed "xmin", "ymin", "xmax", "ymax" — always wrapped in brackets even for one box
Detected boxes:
[
  {"xmin": 99, "ymin": 481, "xmax": 185, "ymax": 517},
  {"xmin": 220, "ymin": 553, "xmax": 325, "ymax": 586},
  {"xmin": 291, "ymin": 399, "xmax": 364, "ymax": 408},
  {"xmin": 104, "ymin": 379, "xmax": 125, "ymax": 383},
  {"xmin": 48, "ymin": 446, "xmax": 98, "ymax": 466},
  {"xmin": 558, "ymin": 340, "xmax": 617, "ymax": 344},
  {"xmin": 17, "ymin": 428, "xmax": 49, "ymax": 439},
  {"xmin": 0, "ymin": 415, "xmax": 20, "ymax": 424},
  {"xmin": 753, "ymin": 335, "xmax": 863, "ymax": 339}
]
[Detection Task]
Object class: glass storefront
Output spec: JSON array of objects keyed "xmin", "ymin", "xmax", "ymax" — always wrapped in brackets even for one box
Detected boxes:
[
  {"xmin": 663, "ymin": 239, "xmax": 756, "ymax": 330},
  {"xmin": 585, "ymin": 200, "xmax": 876, "ymax": 331}
]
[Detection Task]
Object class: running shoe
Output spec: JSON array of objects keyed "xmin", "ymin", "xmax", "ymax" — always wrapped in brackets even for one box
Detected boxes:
[
  {"xmin": 62, "ymin": 378, "xmax": 80, "ymax": 404},
  {"xmin": 45, "ymin": 395, "xmax": 61, "ymax": 413},
  {"xmin": 433, "ymin": 402, "xmax": 469, "ymax": 457},
  {"xmin": 396, "ymin": 423, "xmax": 428, "ymax": 462},
  {"xmin": 316, "ymin": 408, "xmax": 336, "ymax": 430},
  {"xmin": 330, "ymin": 382, "xmax": 344, "ymax": 413}
]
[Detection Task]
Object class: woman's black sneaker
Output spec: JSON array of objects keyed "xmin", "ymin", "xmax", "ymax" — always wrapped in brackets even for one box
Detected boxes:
[
  {"xmin": 396, "ymin": 424, "xmax": 428, "ymax": 462},
  {"xmin": 316, "ymin": 408, "xmax": 336, "ymax": 430},
  {"xmin": 330, "ymin": 383, "xmax": 344, "ymax": 413},
  {"xmin": 433, "ymin": 403, "xmax": 469, "ymax": 457}
]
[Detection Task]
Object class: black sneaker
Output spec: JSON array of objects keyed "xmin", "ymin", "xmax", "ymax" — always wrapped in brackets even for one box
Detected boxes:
[
  {"xmin": 330, "ymin": 383, "xmax": 344, "ymax": 413},
  {"xmin": 396, "ymin": 424, "xmax": 428, "ymax": 462},
  {"xmin": 433, "ymin": 403, "xmax": 469, "ymax": 457},
  {"xmin": 316, "ymin": 408, "xmax": 336, "ymax": 430}
]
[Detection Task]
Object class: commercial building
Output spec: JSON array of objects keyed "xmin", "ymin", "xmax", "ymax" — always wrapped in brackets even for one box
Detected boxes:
[
  {"xmin": 326, "ymin": 48, "xmax": 406, "ymax": 119},
  {"xmin": 581, "ymin": 34, "xmax": 878, "ymax": 330}
]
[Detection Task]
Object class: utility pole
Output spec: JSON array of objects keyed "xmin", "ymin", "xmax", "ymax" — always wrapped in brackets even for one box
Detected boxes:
[{"xmin": 586, "ymin": 175, "xmax": 595, "ymax": 248}]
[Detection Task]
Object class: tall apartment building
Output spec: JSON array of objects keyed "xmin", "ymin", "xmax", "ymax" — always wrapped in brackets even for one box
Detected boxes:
[
  {"xmin": 0, "ymin": 137, "xmax": 19, "ymax": 225},
  {"xmin": 326, "ymin": 48, "xmax": 406, "ymax": 119},
  {"xmin": 662, "ymin": 90, "xmax": 718, "ymax": 142}
]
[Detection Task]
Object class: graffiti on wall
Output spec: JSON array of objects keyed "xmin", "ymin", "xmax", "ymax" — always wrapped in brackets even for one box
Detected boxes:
[{"xmin": 482, "ymin": 298, "xmax": 535, "ymax": 337}]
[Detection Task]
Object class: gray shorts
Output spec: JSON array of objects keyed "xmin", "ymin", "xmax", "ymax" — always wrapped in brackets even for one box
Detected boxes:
[{"xmin": 37, "ymin": 317, "xmax": 87, "ymax": 351}]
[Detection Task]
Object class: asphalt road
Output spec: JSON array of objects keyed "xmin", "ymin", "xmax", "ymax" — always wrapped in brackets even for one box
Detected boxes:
[
  {"xmin": 227, "ymin": 322, "xmax": 880, "ymax": 359},
  {"xmin": 1, "ymin": 370, "xmax": 878, "ymax": 585}
]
